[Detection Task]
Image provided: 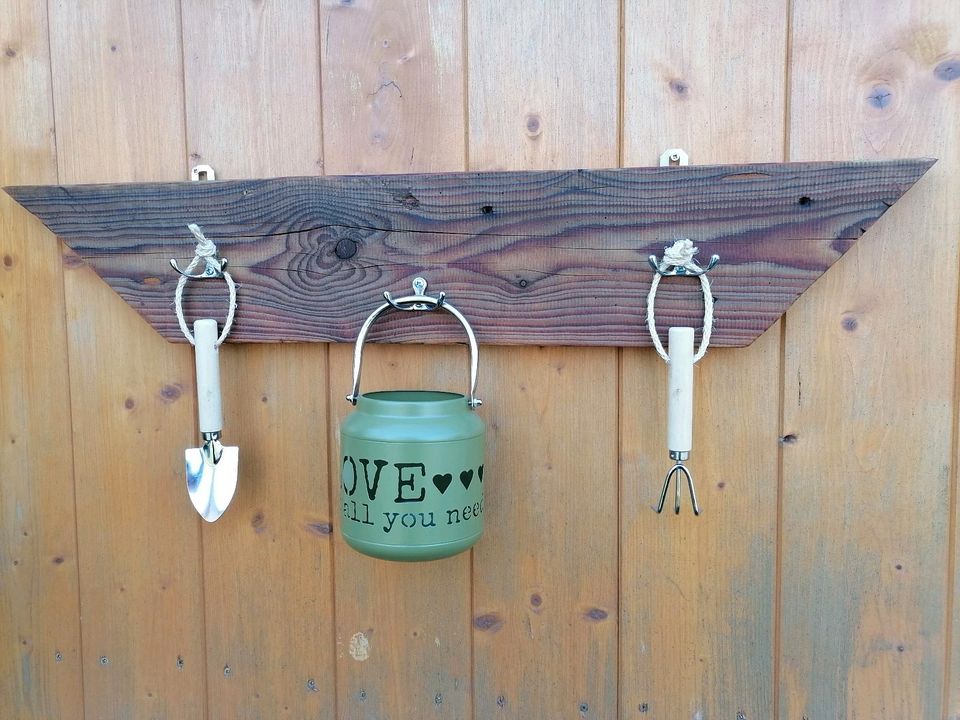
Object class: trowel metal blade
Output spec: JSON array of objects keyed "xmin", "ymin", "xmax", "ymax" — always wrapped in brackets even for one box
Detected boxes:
[{"xmin": 185, "ymin": 446, "xmax": 238, "ymax": 522}]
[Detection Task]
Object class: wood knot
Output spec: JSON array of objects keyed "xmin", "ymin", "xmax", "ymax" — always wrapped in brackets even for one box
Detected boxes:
[
  {"xmin": 867, "ymin": 85, "xmax": 893, "ymax": 110},
  {"xmin": 304, "ymin": 521, "xmax": 332, "ymax": 537},
  {"xmin": 583, "ymin": 607, "xmax": 608, "ymax": 622},
  {"xmin": 334, "ymin": 238, "xmax": 358, "ymax": 260},
  {"xmin": 524, "ymin": 113, "xmax": 542, "ymax": 137},
  {"xmin": 158, "ymin": 384, "xmax": 183, "ymax": 402},
  {"xmin": 393, "ymin": 191, "xmax": 420, "ymax": 208},
  {"xmin": 668, "ymin": 78, "xmax": 689, "ymax": 97},
  {"xmin": 473, "ymin": 612, "xmax": 504, "ymax": 633},
  {"xmin": 934, "ymin": 58, "xmax": 959, "ymax": 82}
]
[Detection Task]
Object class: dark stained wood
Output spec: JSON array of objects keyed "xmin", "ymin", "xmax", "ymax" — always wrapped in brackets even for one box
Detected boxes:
[{"xmin": 5, "ymin": 159, "xmax": 933, "ymax": 346}]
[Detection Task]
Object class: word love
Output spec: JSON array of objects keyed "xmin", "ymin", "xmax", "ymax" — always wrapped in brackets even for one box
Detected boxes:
[{"xmin": 341, "ymin": 456, "xmax": 484, "ymax": 503}]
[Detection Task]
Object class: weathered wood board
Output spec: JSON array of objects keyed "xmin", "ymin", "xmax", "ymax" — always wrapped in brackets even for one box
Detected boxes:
[{"xmin": 6, "ymin": 159, "xmax": 932, "ymax": 347}]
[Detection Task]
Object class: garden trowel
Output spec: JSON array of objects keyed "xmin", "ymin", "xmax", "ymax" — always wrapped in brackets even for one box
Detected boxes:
[{"xmin": 185, "ymin": 318, "xmax": 238, "ymax": 521}]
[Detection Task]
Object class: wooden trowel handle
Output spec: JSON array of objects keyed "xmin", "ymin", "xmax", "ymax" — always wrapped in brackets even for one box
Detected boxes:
[{"xmin": 194, "ymin": 319, "xmax": 223, "ymax": 435}]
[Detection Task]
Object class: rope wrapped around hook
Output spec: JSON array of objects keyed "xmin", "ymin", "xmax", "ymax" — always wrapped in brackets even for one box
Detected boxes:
[
  {"xmin": 174, "ymin": 224, "xmax": 237, "ymax": 346},
  {"xmin": 646, "ymin": 239, "xmax": 715, "ymax": 363}
]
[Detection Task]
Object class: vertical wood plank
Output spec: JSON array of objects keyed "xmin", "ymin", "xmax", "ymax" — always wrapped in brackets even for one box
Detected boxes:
[
  {"xmin": 620, "ymin": 2, "xmax": 787, "ymax": 718},
  {"xmin": 0, "ymin": 1, "xmax": 84, "ymax": 717},
  {"xmin": 781, "ymin": 2, "xmax": 960, "ymax": 718},
  {"xmin": 181, "ymin": 0, "xmax": 324, "ymax": 180},
  {"xmin": 321, "ymin": 0, "xmax": 464, "ymax": 175},
  {"xmin": 953, "ymin": 464, "xmax": 960, "ymax": 720},
  {"xmin": 467, "ymin": 3, "xmax": 620, "ymax": 718},
  {"xmin": 180, "ymin": 2, "xmax": 334, "ymax": 716},
  {"xmin": 320, "ymin": 2, "xmax": 471, "ymax": 719},
  {"xmin": 47, "ymin": 1, "xmax": 207, "ymax": 717}
]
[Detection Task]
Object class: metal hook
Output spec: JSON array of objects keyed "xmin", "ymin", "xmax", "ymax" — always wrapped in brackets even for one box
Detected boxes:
[
  {"xmin": 169, "ymin": 256, "xmax": 229, "ymax": 280},
  {"xmin": 383, "ymin": 276, "xmax": 446, "ymax": 312},
  {"xmin": 347, "ymin": 276, "xmax": 481, "ymax": 409},
  {"xmin": 647, "ymin": 253, "xmax": 719, "ymax": 277},
  {"xmin": 656, "ymin": 452, "xmax": 700, "ymax": 516}
]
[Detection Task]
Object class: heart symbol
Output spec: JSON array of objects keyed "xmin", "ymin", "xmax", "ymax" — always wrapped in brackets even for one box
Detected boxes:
[
  {"xmin": 478, "ymin": 465, "xmax": 484, "ymax": 483},
  {"xmin": 460, "ymin": 469, "xmax": 474, "ymax": 490},
  {"xmin": 433, "ymin": 473, "xmax": 452, "ymax": 494}
]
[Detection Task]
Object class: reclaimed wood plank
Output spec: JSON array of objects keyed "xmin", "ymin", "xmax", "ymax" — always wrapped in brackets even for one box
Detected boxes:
[
  {"xmin": 0, "ymin": 0, "xmax": 84, "ymax": 716},
  {"xmin": 5, "ymin": 158, "xmax": 932, "ymax": 347},
  {"xmin": 468, "ymin": 2, "xmax": 619, "ymax": 718},
  {"xmin": 179, "ymin": 1, "xmax": 335, "ymax": 718},
  {"xmin": 47, "ymin": 0, "xmax": 208, "ymax": 717},
  {"xmin": 321, "ymin": 2, "xmax": 473, "ymax": 719},
  {"xmin": 780, "ymin": 2, "xmax": 960, "ymax": 718},
  {"xmin": 619, "ymin": 1, "xmax": 787, "ymax": 718}
]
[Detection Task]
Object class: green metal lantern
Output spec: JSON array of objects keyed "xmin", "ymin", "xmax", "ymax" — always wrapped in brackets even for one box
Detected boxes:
[{"xmin": 341, "ymin": 278, "xmax": 485, "ymax": 562}]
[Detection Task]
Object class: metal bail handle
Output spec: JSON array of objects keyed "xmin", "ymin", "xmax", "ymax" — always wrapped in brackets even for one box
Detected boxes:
[{"xmin": 346, "ymin": 278, "xmax": 482, "ymax": 409}]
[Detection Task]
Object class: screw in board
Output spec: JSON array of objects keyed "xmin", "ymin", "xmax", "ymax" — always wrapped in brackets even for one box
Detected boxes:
[
  {"xmin": 659, "ymin": 148, "xmax": 689, "ymax": 166},
  {"xmin": 191, "ymin": 164, "xmax": 216, "ymax": 181}
]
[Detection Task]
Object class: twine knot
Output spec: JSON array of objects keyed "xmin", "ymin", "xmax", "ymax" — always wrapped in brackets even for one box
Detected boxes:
[
  {"xmin": 647, "ymin": 240, "xmax": 716, "ymax": 364},
  {"xmin": 188, "ymin": 223, "xmax": 222, "ymax": 275},
  {"xmin": 175, "ymin": 224, "xmax": 237, "ymax": 346},
  {"xmin": 660, "ymin": 239, "xmax": 700, "ymax": 271}
]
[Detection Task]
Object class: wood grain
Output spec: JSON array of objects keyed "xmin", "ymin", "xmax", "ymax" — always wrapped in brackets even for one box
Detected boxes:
[
  {"xmin": 5, "ymin": 159, "xmax": 932, "ymax": 347},
  {"xmin": 467, "ymin": 3, "xmax": 619, "ymax": 718},
  {"xmin": 321, "ymin": 3, "xmax": 472, "ymax": 719},
  {"xmin": 4, "ymin": 3, "xmax": 960, "ymax": 719},
  {"xmin": 181, "ymin": 0, "xmax": 324, "ymax": 181},
  {"xmin": 179, "ymin": 1, "xmax": 335, "ymax": 718},
  {"xmin": 47, "ymin": 0, "xmax": 208, "ymax": 717},
  {"xmin": 0, "ymin": 1, "xmax": 84, "ymax": 716},
  {"xmin": 619, "ymin": 2, "xmax": 787, "ymax": 718},
  {"xmin": 780, "ymin": 2, "xmax": 960, "ymax": 718}
]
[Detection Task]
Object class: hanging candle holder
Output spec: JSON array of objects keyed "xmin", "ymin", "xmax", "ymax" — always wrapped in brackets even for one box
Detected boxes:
[
  {"xmin": 172, "ymin": 224, "xmax": 239, "ymax": 522},
  {"xmin": 341, "ymin": 277, "xmax": 486, "ymax": 561},
  {"xmin": 647, "ymin": 239, "xmax": 718, "ymax": 516}
]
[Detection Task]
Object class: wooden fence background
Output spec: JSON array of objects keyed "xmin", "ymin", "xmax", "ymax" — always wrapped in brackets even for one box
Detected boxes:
[{"xmin": 1, "ymin": 1, "xmax": 958, "ymax": 718}]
